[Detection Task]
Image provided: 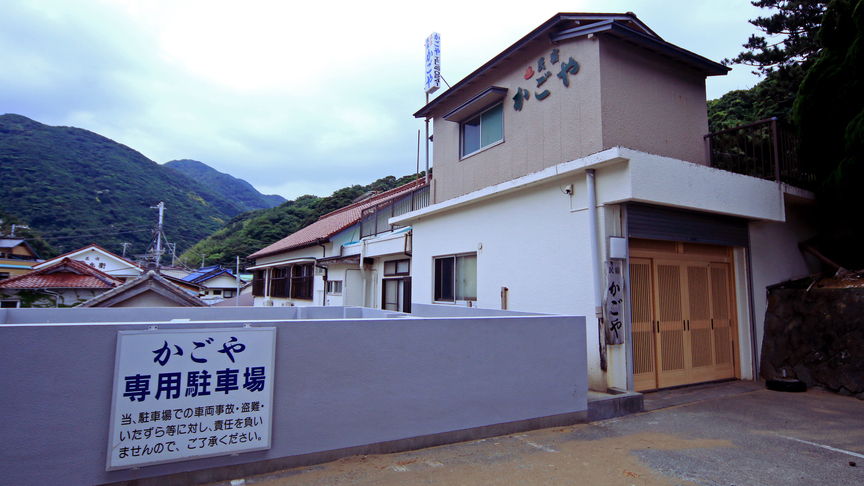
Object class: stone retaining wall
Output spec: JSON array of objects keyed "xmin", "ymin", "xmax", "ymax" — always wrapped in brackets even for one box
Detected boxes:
[{"xmin": 761, "ymin": 288, "xmax": 864, "ymax": 399}]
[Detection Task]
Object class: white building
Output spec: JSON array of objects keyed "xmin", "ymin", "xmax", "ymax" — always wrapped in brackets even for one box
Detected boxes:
[
  {"xmin": 393, "ymin": 13, "xmax": 818, "ymax": 393},
  {"xmin": 247, "ymin": 179, "xmax": 429, "ymax": 310}
]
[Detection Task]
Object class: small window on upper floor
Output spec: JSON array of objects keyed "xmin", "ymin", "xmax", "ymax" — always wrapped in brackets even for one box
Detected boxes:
[{"xmin": 461, "ymin": 103, "xmax": 503, "ymax": 158}]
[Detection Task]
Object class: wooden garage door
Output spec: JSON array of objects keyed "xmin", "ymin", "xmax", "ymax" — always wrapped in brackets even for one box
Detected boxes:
[{"xmin": 630, "ymin": 240, "xmax": 738, "ymax": 391}]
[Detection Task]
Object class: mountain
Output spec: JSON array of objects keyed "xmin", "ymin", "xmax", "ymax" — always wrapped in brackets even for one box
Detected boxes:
[
  {"xmin": 0, "ymin": 114, "xmax": 253, "ymax": 257},
  {"xmin": 164, "ymin": 159, "xmax": 285, "ymax": 212}
]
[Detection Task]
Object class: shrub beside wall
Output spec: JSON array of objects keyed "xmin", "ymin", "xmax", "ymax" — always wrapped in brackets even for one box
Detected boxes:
[{"xmin": 761, "ymin": 288, "xmax": 864, "ymax": 399}]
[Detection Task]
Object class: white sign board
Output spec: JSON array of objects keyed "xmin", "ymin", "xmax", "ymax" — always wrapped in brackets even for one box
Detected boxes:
[
  {"xmin": 424, "ymin": 32, "xmax": 441, "ymax": 94},
  {"xmin": 106, "ymin": 328, "xmax": 276, "ymax": 470},
  {"xmin": 604, "ymin": 261, "xmax": 625, "ymax": 345}
]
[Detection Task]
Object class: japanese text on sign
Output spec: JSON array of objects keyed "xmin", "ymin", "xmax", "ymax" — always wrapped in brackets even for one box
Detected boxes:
[
  {"xmin": 425, "ymin": 32, "xmax": 441, "ymax": 94},
  {"xmin": 604, "ymin": 261, "xmax": 625, "ymax": 345},
  {"xmin": 107, "ymin": 328, "xmax": 276, "ymax": 471},
  {"xmin": 513, "ymin": 48, "xmax": 580, "ymax": 111}
]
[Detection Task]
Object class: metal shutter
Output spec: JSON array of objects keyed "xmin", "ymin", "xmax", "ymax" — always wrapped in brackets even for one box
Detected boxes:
[{"xmin": 627, "ymin": 203, "xmax": 749, "ymax": 248}]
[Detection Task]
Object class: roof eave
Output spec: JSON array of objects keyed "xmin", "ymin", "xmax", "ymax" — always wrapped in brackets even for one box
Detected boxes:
[{"xmin": 414, "ymin": 13, "xmax": 727, "ymax": 119}]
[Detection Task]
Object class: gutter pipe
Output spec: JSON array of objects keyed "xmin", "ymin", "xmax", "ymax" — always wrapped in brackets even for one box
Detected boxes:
[{"xmin": 586, "ymin": 169, "xmax": 607, "ymax": 372}]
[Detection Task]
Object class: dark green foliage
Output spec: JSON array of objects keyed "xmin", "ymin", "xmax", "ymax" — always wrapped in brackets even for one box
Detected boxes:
[
  {"xmin": 713, "ymin": 1, "xmax": 829, "ymax": 132},
  {"xmin": 0, "ymin": 208, "xmax": 55, "ymax": 258},
  {"xmin": 728, "ymin": 0, "xmax": 828, "ymax": 77},
  {"xmin": 164, "ymin": 159, "xmax": 286, "ymax": 212},
  {"xmin": 707, "ymin": 72, "xmax": 804, "ymax": 131},
  {"xmin": 180, "ymin": 173, "xmax": 424, "ymax": 268},
  {"xmin": 793, "ymin": 0, "xmax": 864, "ymax": 266},
  {"xmin": 0, "ymin": 114, "xmax": 257, "ymax": 256}
]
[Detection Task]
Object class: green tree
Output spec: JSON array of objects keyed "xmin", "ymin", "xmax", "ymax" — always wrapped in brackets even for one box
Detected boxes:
[
  {"xmin": 712, "ymin": 1, "xmax": 829, "ymax": 129},
  {"xmin": 793, "ymin": 0, "xmax": 864, "ymax": 266}
]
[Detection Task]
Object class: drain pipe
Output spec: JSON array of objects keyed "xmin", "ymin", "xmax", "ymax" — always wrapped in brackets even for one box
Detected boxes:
[
  {"xmin": 586, "ymin": 169, "xmax": 606, "ymax": 371},
  {"xmin": 360, "ymin": 239, "xmax": 367, "ymax": 308}
]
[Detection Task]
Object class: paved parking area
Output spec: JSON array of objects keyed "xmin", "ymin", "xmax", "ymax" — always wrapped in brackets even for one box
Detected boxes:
[{"xmin": 214, "ymin": 382, "xmax": 864, "ymax": 486}]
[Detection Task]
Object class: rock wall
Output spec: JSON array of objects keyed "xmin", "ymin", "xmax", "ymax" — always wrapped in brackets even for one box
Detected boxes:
[{"xmin": 761, "ymin": 288, "xmax": 864, "ymax": 399}]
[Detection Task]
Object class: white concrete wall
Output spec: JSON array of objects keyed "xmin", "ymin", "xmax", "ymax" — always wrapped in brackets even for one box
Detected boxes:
[
  {"xmin": 405, "ymin": 149, "xmax": 815, "ymax": 391},
  {"xmin": 748, "ymin": 195, "xmax": 821, "ymax": 367},
  {"xmin": 411, "ymin": 177, "xmax": 605, "ymax": 388},
  {"xmin": 1, "ymin": 306, "xmax": 587, "ymax": 486}
]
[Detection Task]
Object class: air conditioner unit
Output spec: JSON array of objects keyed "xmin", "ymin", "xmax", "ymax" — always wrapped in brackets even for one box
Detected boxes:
[{"xmin": 263, "ymin": 299, "xmax": 273, "ymax": 307}]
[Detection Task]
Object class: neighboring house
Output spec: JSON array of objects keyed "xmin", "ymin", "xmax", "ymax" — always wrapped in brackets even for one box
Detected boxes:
[
  {"xmin": 0, "ymin": 238, "xmax": 42, "ymax": 282},
  {"xmin": 79, "ymin": 270, "xmax": 207, "ymax": 307},
  {"xmin": 0, "ymin": 257, "xmax": 124, "ymax": 307},
  {"xmin": 180, "ymin": 265, "xmax": 248, "ymax": 305},
  {"xmin": 394, "ymin": 13, "xmax": 819, "ymax": 394},
  {"xmin": 34, "ymin": 244, "xmax": 142, "ymax": 282},
  {"xmin": 247, "ymin": 179, "xmax": 429, "ymax": 310}
]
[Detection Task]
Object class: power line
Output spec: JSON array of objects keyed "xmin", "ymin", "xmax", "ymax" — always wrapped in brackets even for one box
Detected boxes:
[{"xmin": 19, "ymin": 228, "xmax": 153, "ymax": 242}]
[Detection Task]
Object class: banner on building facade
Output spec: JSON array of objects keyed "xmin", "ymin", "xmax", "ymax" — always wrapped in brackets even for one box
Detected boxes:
[
  {"xmin": 106, "ymin": 327, "xmax": 276, "ymax": 470},
  {"xmin": 604, "ymin": 260, "xmax": 625, "ymax": 345}
]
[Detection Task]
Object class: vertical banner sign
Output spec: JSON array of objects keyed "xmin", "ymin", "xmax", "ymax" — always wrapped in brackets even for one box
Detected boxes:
[
  {"xmin": 106, "ymin": 328, "xmax": 276, "ymax": 471},
  {"xmin": 604, "ymin": 261, "xmax": 625, "ymax": 345},
  {"xmin": 424, "ymin": 32, "xmax": 441, "ymax": 94}
]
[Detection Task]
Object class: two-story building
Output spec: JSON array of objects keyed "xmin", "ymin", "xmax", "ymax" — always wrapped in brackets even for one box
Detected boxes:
[
  {"xmin": 247, "ymin": 179, "xmax": 429, "ymax": 310},
  {"xmin": 394, "ymin": 13, "xmax": 818, "ymax": 393}
]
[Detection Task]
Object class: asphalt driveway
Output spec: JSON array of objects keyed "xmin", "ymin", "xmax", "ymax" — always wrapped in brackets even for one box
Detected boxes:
[{"xmin": 213, "ymin": 381, "xmax": 864, "ymax": 486}]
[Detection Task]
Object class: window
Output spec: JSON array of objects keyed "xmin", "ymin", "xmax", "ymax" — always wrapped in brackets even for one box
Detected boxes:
[
  {"xmin": 252, "ymin": 270, "xmax": 265, "ymax": 296},
  {"xmin": 223, "ymin": 289, "xmax": 235, "ymax": 298},
  {"xmin": 384, "ymin": 259, "xmax": 410, "ymax": 276},
  {"xmin": 291, "ymin": 264, "xmax": 313, "ymax": 300},
  {"xmin": 461, "ymin": 103, "xmax": 503, "ymax": 157},
  {"xmin": 0, "ymin": 272, "xmax": 10, "ymax": 280},
  {"xmin": 270, "ymin": 267, "xmax": 289, "ymax": 297},
  {"xmin": 1, "ymin": 300, "xmax": 19, "ymax": 308},
  {"xmin": 434, "ymin": 253, "xmax": 477, "ymax": 302},
  {"xmin": 213, "ymin": 289, "xmax": 222, "ymax": 295},
  {"xmin": 326, "ymin": 280, "xmax": 342, "ymax": 295}
]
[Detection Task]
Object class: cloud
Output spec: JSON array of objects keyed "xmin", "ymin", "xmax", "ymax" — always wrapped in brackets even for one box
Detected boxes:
[{"xmin": 1, "ymin": 0, "xmax": 765, "ymax": 200}]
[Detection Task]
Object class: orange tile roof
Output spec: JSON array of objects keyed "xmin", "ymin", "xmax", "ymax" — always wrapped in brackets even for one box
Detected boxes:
[
  {"xmin": 248, "ymin": 179, "xmax": 426, "ymax": 260},
  {"xmin": 0, "ymin": 258, "xmax": 124, "ymax": 289}
]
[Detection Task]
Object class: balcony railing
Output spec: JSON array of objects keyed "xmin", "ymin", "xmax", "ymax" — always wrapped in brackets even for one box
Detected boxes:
[
  {"xmin": 704, "ymin": 118, "xmax": 814, "ymax": 189},
  {"xmin": 360, "ymin": 184, "xmax": 430, "ymax": 238}
]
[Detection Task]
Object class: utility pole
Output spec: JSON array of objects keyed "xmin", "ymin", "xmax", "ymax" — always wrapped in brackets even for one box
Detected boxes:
[
  {"xmin": 236, "ymin": 256, "xmax": 240, "ymax": 307},
  {"xmin": 121, "ymin": 242, "xmax": 131, "ymax": 258},
  {"xmin": 149, "ymin": 202, "xmax": 165, "ymax": 266},
  {"xmin": 201, "ymin": 254, "xmax": 207, "ymax": 269}
]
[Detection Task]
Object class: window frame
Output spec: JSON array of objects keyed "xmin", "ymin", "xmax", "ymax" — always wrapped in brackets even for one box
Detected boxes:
[
  {"xmin": 252, "ymin": 270, "xmax": 265, "ymax": 296},
  {"xmin": 460, "ymin": 103, "xmax": 504, "ymax": 159},
  {"xmin": 325, "ymin": 280, "xmax": 343, "ymax": 295},
  {"xmin": 433, "ymin": 253, "xmax": 477, "ymax": 303},
  {"xmin": 383, "ymin": 259, "xmax": 410, "ymax": 277},
  {"xmin": 290, "ymin": 264, "xmax": 314, "ymax": 300},
  {"xmin": 270, "ymin": 267, "xmax": 289, "ymax": 298}
]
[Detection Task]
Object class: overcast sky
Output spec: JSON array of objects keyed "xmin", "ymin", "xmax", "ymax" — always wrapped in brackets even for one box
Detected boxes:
[{"xmin": 1, "ymin": 0, "xmax": 767, "ymax": 200}]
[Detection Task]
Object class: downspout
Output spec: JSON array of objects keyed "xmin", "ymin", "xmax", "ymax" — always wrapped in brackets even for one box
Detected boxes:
[
  {"xmin": 317, "ymin": 239, "xmax": 327, "ymax": 306},
  {"xmin": 40, "ymin": 288, "xmax": 61, "ymax": 308},
  {"xmin": 586, "ymin": 169, "xmax": 607, "ymax": 371},
  {"xmin": 360, "ymin": 239, "xmax": 367, "ymax": 308}
]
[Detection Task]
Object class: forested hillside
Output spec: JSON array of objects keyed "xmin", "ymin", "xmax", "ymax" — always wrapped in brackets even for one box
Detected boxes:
[
  {"xmin": 164, "ymin": 159, "xmax": 285, "ymax": 211},
  {"xmin": 180, "ymin": 173, "xmax": 423, "ymax": 268},
  {"xmin": 0, "ymin": 114, "xmax": 270, "ymax": 257}
]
